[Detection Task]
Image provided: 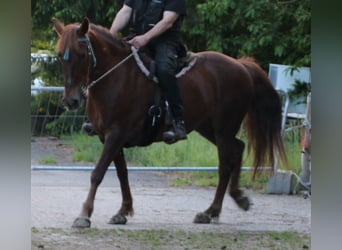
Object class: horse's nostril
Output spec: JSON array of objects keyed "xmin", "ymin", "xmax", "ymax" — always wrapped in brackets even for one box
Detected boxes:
[
  {"xmin": 71, "ymin": 99, "xmax": 79, "ymax": 108},
  {"xmin": 63, "ymin": 97, "xmax": 80, "ymax": 110}
]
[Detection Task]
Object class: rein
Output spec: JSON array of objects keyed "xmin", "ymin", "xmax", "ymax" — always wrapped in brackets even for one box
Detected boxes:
[{"xmin": 86, "ymin": 47, "xmax": 137, "ymax": 90}]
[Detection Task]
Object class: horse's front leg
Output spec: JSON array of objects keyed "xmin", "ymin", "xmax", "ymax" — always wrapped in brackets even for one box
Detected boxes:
[
  {"xmin": 108, "ymin": 149, "xmax": 134, "ymax": 225},
  {"xmin": 72, "ymin": 132, "xmax": 121, "ymax": 228}
]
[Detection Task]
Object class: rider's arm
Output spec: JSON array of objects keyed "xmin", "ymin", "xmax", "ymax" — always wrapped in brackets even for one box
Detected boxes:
[
  {"xmin": 109, "ymin": 4, "xmax": 133, "ymax": 37},
  {"xmin": 129, "ymin": 11, "xmax": 179, "ymax": 48},
  {"xmin": 144, "ymin": 11, "xmax": 179, "ymax": 41}
]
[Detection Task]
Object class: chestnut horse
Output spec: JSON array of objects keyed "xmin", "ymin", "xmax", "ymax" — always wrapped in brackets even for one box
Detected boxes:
[{"xmin": 53, "ymin": 17, "xmax": 286, "ymax": 228}]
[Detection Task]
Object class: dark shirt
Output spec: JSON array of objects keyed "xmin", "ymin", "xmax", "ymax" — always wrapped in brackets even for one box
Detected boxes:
[{"xmin": 124, "ymin": 0, "xmax": 186, "ymax": 41}]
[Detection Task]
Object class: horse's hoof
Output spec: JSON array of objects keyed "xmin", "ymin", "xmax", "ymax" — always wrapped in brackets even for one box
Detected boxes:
[
  {"xmin": 108, "ymin": 214, "xmax": 127, "ymax": 225},
  {"xmin": 193, "ymin": 212, "xmax": 211, "ymax": 224},
  {"xmin": 237, "ymin": 196, "xmax": 251, "ymax": 211},
  {"xmin": 72, "ymin": 217, "xmax": 91, "ymax": 228}
]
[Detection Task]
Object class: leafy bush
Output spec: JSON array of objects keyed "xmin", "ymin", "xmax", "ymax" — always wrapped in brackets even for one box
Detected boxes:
[
  {"xmin": 45, "ymin": 108, "xmax": 86, "ymax": 136},
  {"xmin": 31, "ymin": 90, "xmax": 87, "ymax": 137},
  {"xmin": 31, "ymin": 91, "xmax": 64, "ymax": 136},
  {"xmin": 287, "ymin": 80, "xmax": 311, "ymax": 104}
]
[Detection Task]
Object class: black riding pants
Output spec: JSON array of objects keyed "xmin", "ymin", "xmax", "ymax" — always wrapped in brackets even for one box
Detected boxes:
[{"xmin": 149, "ymin": 41, "xmax": 184, "ymax": 120}]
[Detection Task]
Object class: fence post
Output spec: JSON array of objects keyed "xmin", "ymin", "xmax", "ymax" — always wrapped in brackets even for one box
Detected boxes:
[{"xmin": 300, "ymin": 92, "xmax": 311, "ymax": 189}]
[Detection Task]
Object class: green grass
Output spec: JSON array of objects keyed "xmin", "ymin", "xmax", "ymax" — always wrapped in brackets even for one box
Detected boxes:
[
  {"xmin": 67, "ymin": 127, "xmax": 303, "ymax": 190},
  {"xmin": 63, "ymin": 134, "xmax": 102, "ymax": 163},
  {"xmin": 125, "ymin": 132, "xmax": 218, "ymax": 166},
  {"xmin": 38, "ymin": 156, "xmax": 57, "ymax": 164},
  {"xmin": 66, "ymin": 132, "xmax": 219, "ymax": 166},
  {"xmin": 32, "ymin": 228, "xmax": 311, "ymax": 250}
]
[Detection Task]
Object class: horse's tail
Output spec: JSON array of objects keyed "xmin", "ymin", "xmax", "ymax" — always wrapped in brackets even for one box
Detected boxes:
[{"xmin": 239, "ymin": 57, "xmax": 288, "ymax": 178}]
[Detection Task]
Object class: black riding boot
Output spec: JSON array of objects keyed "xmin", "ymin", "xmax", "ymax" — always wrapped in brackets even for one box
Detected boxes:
[
  {"xmin": 82, "ymin": 121, "xmax": 96, "ymax": 136},
  {"xmin": 150, "ymin": 42, "xmax": 187, "ymax": 143},
  {"xmin": 163, "ymin": 118, "xmax": 187, "ymax": 144},
  {"xmin": 161, "ymin": 96, "xmax": 187, "ymax": 144}
]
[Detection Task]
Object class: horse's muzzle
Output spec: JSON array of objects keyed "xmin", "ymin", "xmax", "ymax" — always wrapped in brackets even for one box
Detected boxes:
[{"xmin": 62, "ymin": 97, "xmax": 81, "ymax": 111}]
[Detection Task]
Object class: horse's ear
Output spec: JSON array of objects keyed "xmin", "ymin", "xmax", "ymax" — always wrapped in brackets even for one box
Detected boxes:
[
  {"xmin": 78, "ymin": 17, "xmax": 90, "ymax": 36},
  {"xmin": 53, "ymin": 18, "xmax": 64, "ymax": 37}
]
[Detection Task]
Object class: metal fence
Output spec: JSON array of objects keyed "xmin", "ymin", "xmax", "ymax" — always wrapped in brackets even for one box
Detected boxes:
[
  {"xmin": 30, "ymin": 84, "xmax": 291, "ymax": 169},
  {"xmin": 31, "ymin": 86, "xmax": 87, "ymax": 137},
  {"xmin": 31, "ymin": 85, "xmax": 272, "ymax": 173},
  {"xmin": 31, "ymin": 86, "xmax": 291, "ymax": 137}
]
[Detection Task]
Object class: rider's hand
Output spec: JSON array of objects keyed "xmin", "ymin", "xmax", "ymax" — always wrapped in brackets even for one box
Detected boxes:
[{"xmin": 128, "ymin": 35, "xmax": 149, "ymax": 49}]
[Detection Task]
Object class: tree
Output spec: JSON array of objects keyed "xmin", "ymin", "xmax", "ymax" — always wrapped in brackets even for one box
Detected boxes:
[
  {"xmin": 31, "ymin": 0, "xmax": 311, "ymax": 69},
  {"xmin": 182, "ymin": 0, "xmax": 310, "ymax": 69},
  {"xmin": 31, "ymin": 0, "xmax": 121, "ymax": 52}
]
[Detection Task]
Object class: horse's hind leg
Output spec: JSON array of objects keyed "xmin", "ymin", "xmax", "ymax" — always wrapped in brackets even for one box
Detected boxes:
[
  {"xmin": 194, "ymin": 137, "xmax": 248, "ymax": 223},
  {"xmin": 228, "ymin": 139, "xmax": 251, "ymax": 211},
  {"xmin": 108, "ymin": 149, "xmax": 133, "ymax": 224}
]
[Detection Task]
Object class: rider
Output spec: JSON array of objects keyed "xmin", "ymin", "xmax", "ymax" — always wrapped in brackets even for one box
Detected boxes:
[{"xmin": 83, "ymin": 0, "xmax": 187, "ymax": 143}]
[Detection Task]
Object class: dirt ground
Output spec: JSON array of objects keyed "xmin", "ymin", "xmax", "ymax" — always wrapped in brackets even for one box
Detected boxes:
[
  {"xmin": 31, "ymin": 137, "xmax": 311, "ymax": 249},
  {"xmin": 31, "ymin": 137, "xmax": 92, "ymax": 166}
]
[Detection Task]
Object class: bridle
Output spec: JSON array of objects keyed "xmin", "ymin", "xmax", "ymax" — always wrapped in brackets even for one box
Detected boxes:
[
  {"xmin": 62, "ymin": 33, "xmax": 136, "ymax": 93},
  {"xmin": 63, "ymin": 34, "xmax": 97, "ymax": 68}
]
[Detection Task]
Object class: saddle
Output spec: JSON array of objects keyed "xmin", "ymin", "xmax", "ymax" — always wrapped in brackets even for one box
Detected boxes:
[{"xmin": 131, "ymin": 47, "xmax": 197, "ymax": 83}]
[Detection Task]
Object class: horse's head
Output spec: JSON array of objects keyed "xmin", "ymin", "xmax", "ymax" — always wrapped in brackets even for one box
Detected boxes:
[{"xmin": 53, "ymin": 17, "xmax": 96, "ymax": 111}]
